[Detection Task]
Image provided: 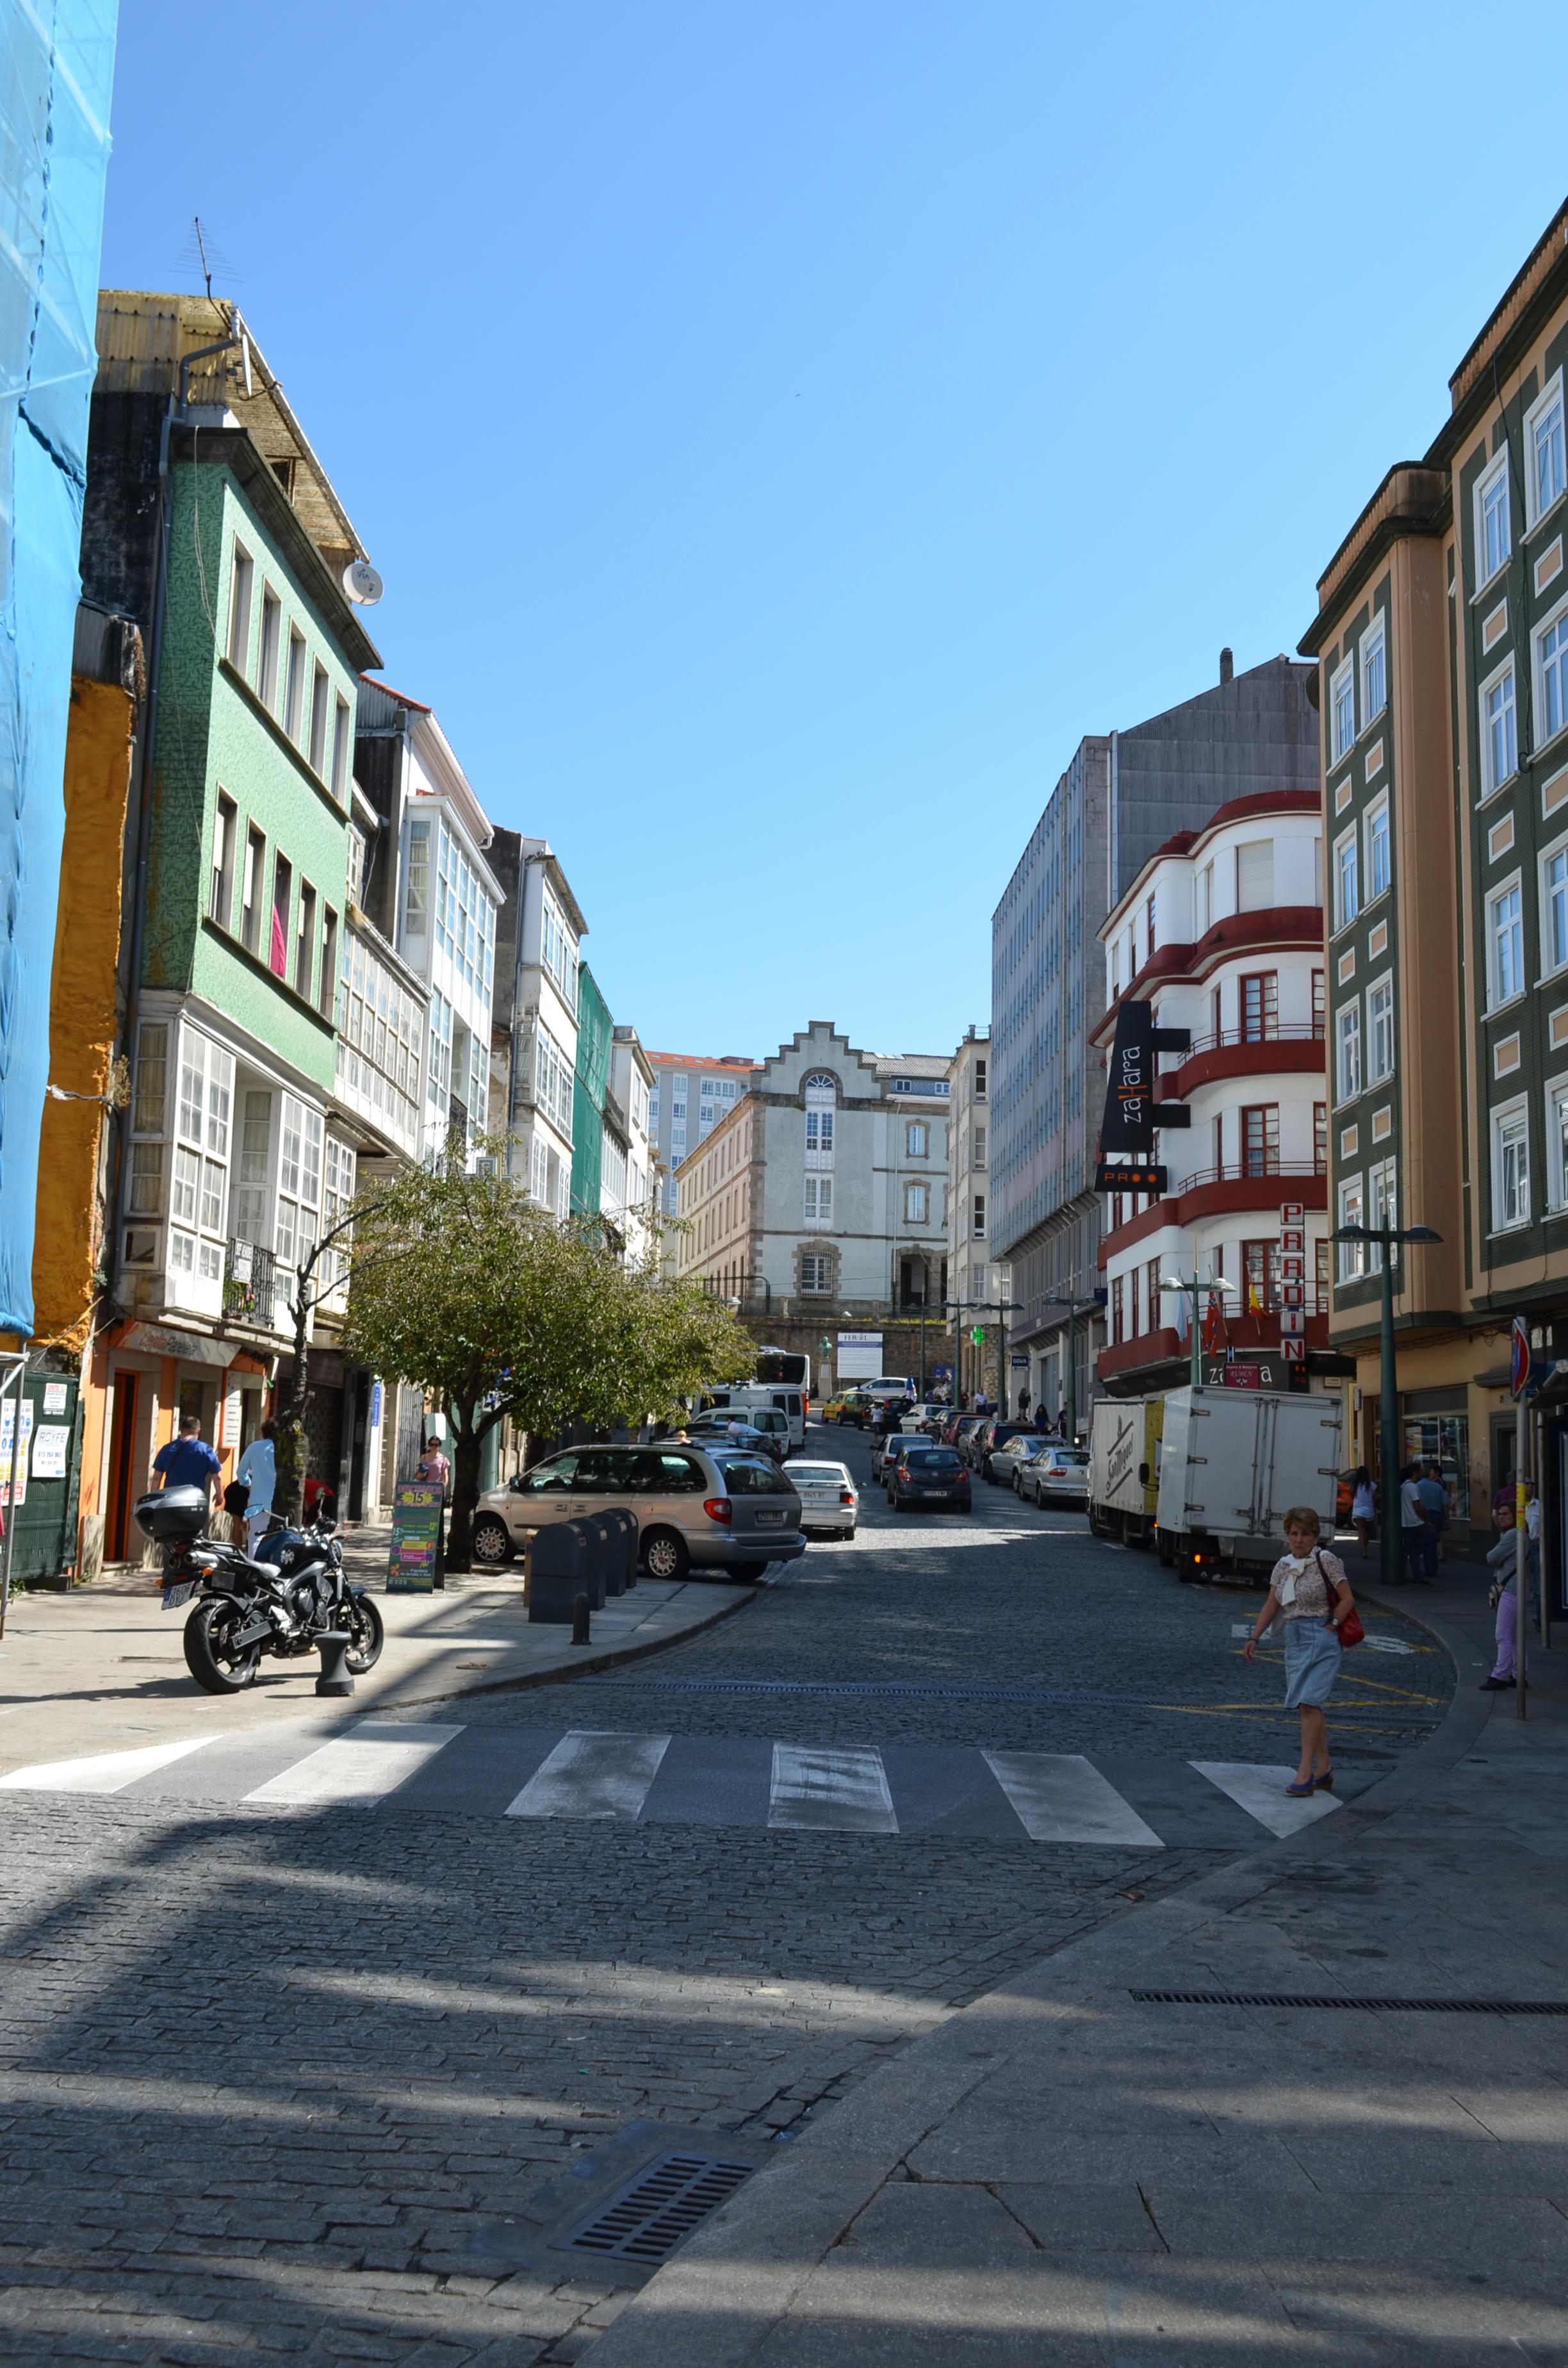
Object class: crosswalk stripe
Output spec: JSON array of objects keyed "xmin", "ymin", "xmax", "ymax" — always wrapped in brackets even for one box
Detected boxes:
[
  {"xmin": 0, "ymin": 1734, "xmax": 220, "ymax": 1794},
  {"xmin": 1191, "ymin": 1760, "xmax": 1342, "ymax": 1838},
  {"xmin": 769, "ymin": 1743, "xmax": 898, "ymax": 1833},
  {"xmin": 982, "ymin": 1750, "xmax": 1165, "ymax": 1847},
  {"xmin": 505, "ymin": 1730, "xmax": 671, "ymax": 1821},
  {"xmin": 243, "ymin": 1723, "xmax": 463, "ymax": 1805}
]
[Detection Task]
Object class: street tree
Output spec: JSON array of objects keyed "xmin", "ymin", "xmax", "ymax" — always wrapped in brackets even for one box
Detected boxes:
[{"xmin": 341, "ymin": 1156, "xmax": 755, "ymax": 1567}]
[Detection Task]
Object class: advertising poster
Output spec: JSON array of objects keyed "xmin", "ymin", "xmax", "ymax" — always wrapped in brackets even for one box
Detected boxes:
[
  {"xmin": 388, "ymin": 1479, "xmax": 441, "ymax": 1593},
  {"xmin": 31, "ymin": 1424, "xmax": 69, "ymax": 1480},
  {"xmin": 0, "ymin": 1401, "xmax": 35, "ymax": 1504}
]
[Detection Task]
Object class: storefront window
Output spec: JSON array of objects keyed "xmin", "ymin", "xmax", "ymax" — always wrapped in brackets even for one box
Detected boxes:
[{"xmin": 1403, "ymin": 1413, "xmax": 1469, "ymax": 1524}]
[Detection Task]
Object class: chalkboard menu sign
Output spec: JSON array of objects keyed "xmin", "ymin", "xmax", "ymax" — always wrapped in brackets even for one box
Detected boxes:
[{"xmin": 388, "ymin": 1480, "xmax": 442, "ymax": 1592}]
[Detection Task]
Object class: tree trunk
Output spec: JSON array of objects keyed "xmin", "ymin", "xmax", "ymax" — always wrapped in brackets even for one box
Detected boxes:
[
  {"xmin": 274, "ymin": 1281, "xmax": 310, "ymax": 1526},
  {"xmin": 446, "ymin": 1410, "xmax": 482, "ymax": 1573}
]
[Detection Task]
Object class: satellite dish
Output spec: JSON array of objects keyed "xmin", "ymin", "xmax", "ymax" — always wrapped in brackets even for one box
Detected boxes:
[{"xmin": 343, "ymin": 557, "xmax": 384, "ymax": 605}]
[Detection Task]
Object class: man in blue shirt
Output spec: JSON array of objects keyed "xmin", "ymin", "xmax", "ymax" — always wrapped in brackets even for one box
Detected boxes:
[{"xmin": 152, "ymin": 1415, "xmax": 221, "ymax": 1511}]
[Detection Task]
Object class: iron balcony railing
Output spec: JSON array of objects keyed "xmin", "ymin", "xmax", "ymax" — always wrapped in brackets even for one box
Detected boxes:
[
  {"xmin": 224, "ymin": 1237, "xmax": 278, "ymax": 1326},
  {"xmin": 1164, "ymin": 1021, "xmax": 1327, "ymax": 1059}
]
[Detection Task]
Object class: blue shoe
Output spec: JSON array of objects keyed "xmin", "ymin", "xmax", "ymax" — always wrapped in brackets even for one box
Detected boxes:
[{"xmin": 1285, "ymin": 1778, "xmax": 1316, "ymax": 1797}]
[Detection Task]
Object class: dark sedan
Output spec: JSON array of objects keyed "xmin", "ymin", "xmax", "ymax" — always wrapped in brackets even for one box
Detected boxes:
[{"xmin": 887, "ymin": 1444, "xmax": 972, "ymax": 1514}]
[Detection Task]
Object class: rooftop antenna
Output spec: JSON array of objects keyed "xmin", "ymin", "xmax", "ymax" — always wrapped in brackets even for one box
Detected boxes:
[{"xmin": 193, "ymin": 215, "xmax": 213, "ymax": 300}]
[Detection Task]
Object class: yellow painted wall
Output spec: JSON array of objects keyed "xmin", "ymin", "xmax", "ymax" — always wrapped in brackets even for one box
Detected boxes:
[{"xmin": 32, "ymin": 673, "xmax": 134, "ymax": 1345}]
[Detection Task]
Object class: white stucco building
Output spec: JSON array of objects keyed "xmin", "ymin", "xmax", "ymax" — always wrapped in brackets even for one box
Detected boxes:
[
  {"xmin": 488, "ymin": 830, "xmax": 587, "ymax": 1219},
  {"xmin": 1092, "ymin": 789, "xmax": 1331, "ymax": 1396}
]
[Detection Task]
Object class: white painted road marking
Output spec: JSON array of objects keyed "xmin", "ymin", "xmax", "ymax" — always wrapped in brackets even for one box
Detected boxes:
[
  {"xmin": 243, "ymin": 1723, "xmax": 463, "ymax": 1805},
  {"xmin": 1191, "ymin": 1759, "xmax": 1342, "ymax": 1838},
  {"xmin": 0, "ymin": 1734, "xmax": 220, "ymax": 1793},
  {"xmin": 769, "ymin": 1743, "xmax": 898, "ymax": 1833},
  {"xmin": 983, "ymin": 1750, "xmax": 1165, "ymax": 1847},
  {"xmin": 505, "ymin": 1730, "xmax": 671, "ymax": 1821}
]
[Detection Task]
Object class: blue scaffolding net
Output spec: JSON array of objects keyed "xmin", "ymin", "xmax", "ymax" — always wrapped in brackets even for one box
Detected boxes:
[{"xmin": 0, "ymin": 0, "xmax": 118, "ymax": 1335}]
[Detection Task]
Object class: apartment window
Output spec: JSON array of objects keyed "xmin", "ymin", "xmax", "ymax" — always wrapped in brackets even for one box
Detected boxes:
[
  {"xmin": 1538, "ymin": 606, "xmax": 1568, "ymax": 744},
  {"xmin": 1336, "ymin": 1003, "xmax": 1362, "ymax": 1103},
  {"xmin": 1549, "ymin": 1077, "xmax": 1568, "ymax": 1211},
  {"xmin": 269, "ymin": 855, "xmax": 291, "ymax": 976},
  {"xmin": 1366, "ymin": 797, "xmax": 1391, "ymax": 900},
  {"xmin": 308, "ymin": 662, "xmax": 329, "ymax": 774},
  {"xmin": 1316, "ymin": 1238, "xmax": 1330, "ymax": 1312},
  {"xmin": 294, "ymin": 882, "xmax": 316, "ymax": 1000},
  {"xmin": 803, "ymin": 1175, "xmax": 833, "ymax": 1226},
  {"xmin": 200, "ymin": 1160, "xmax": 224, "ymax": 1233},
  {"xmin": 1545, "ymin": 844, "xmax": 1568, "ymax": 976},
  {"xmin": 1110, "ymin": 1274, "xmax": 1124, "ymax": 1345},
  {"xmin": 227, "ymin": 542, "xmax": 254, "ymax": 672},
  {"xmin": 240, "ymin": 827, "xmax": 264, "ymax": 953},
  {"xmin": 803, "ymin": 1073, "xmax": 835, "ymax": 1159},
  {"xmin": 178, "ymin": 1033, "xmax": 205, "ymax": 1145},
  {"xmin": 1494, "ymin": 1102, "xmax": 1530, "ymax": 1231},
  {"xmin": 128, "ymin": 1140, "xmax": 163, "ymax": 1215},
  {"xmin": 906, "ymin": 1120, "xmax": 928, "ymax": 1158},
  {"xmin": 1243, "ymin": 1239, "xmax": 1280, "ymax": 1315},
  {"xmin": 800, "ymin": 1254, "xmax": 832, "ymax": 1293},
  {"xmin": 284, "ymin": 629, "xmax": 306, "ymax": 743},
  {"xmin": 1367, "ymin": 976, "xmax": 1394, "ymax": 1083},
  {"xmin": 1368, "ymin": 1157, "xmax": 1398, "ymax": 1272},
  {"xmin": 319, "ymin": 907, "xmax": 338, "ymax": 1021},
  {"xmin": 1331, "ymin": 658, "xmax": 1355, "ymax": 761},
  {"xmin": 1489, "ymin": 879, "xmax": 1524, "ymax": 1006},
  {"xmin": 1478, "ymin": 452, "xmax": 1511, "ymax": 585},
  {"xmin": 1145, "ymin": 891, "xmax": 1157, "ymax": 953},
  {"xmin": 1314, "ymin": 1101, "xmax": 1327, "ymax": 1176},
  {"xmin": 974, "ymin": 1058, "xmax": 986, "ymax": 1098},
  {"xmin": 1360, "ymin": 614, "xmax": 1386, "ymax": 724},
  {"xmin": 1197, "ymin": 860, "xmax": 1214, "ymax": 932},
  {"xmin": 904, "ymin": 1181, "xmax": 929, "ymax": 1224},
  {"xmin": 1236, "ymin": 837, "xmax": 1273, "ymax": 910},
  {"xmin": 171, "ymin": 1146, "xmax": 199, "ymax": 1225},
  {"xmin": 209, "ymin": 794, "xmax": 236, "ymax": 928},
  {"xmin": 404, "ymin": 820, "xmax": 429, "ymax": 936},
  {"xmin": 1334, "ymin": 828, "xmax": 1359, "ymax": 930},
  {"xmin": 232, "ymin": 1091, "xmax": 271, "ymax": 1246},
  {"xmin": 1240, "ymin": 1105, "xmax": 1279, "ymax": 1176},
  {"xmin": 133, "ymin": 1021, "xmax": 167, "ymax": 1136},
  {"xmin": 1240, "ymin": 972, "xmax": 1278, "ymax": 1040},
  {"xmin": 331, "ymin": 696, "xmax": 350, "ymax": 805},
  {"xmin": 1337, "ymin": 1174, "xmax": 1365, "ymax": 1281},
  {"xmin": 972, "ymin": 1124, "xmax": 986, "ymax": 1167},
  {"xmin": 1481, "ymin": 663, "xmax": 1517, "ymax": 794},
  {"xmin": 206, "ymin": 1047, "xmax": 231, "ymax": 1158},
  {"xmin": 1146, "ymin": 1258, "xmax": 1161, "ymax": 1331},
  {"xmin": 1312, "ymin": 970, "xmax": 1326, "ymax": 1037},
  {"xmin": 972, "ymin": 1192, "xmax": 985, "ymax": 1238},
  {"xmin": 258, "ymin": 587, "xmax": 281, "ymax": 709},
  {"xmin": 1528, "ymin": 372, "xmax": 1566, "ymax": 525},
  {"xmin": 347, "ymin": 827, "xmax": 365, "ymax": 909}
]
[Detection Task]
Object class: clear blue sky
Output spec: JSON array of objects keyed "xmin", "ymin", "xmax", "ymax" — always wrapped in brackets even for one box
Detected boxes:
[{"xmin": 102, "ymin": 1, "xmax": 1568, "ymax": 1063}]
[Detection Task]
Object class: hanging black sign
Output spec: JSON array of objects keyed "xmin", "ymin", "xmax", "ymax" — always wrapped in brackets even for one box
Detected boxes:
[{"xmin": 1098, "ymin": 1001, "xmax": 1192, "ymax": 1154}]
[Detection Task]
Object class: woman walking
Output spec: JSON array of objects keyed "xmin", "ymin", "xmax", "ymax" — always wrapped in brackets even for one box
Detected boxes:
[
  {"xmin": 1244, "ymin": 1506, "xmax": 1357, "ymax": 1796},
  {"xmin": 1350, "ymin": 1467, "xmax": 1375, "ymax": 1561}
]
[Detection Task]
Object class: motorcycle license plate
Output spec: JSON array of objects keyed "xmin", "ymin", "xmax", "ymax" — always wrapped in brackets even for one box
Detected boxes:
[{"xmin": 162, "ymin": 1580, "xmax": 195, "ymax": 1610}]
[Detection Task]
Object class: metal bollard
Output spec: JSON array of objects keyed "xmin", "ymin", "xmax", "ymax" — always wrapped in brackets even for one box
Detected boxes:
[
  {"xmin": 315, "ymin": 1630, "xmax": 355, "ymax": 1697},
  {"xmin": 571, "ymin": 1592, "xmax": 591, "ymax": 1647}
]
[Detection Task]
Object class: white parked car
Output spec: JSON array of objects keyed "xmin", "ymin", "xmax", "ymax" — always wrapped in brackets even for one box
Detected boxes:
[
  {"xmin": 1022, "ymin": 1445, "xmax": 1091, "ymax": 1508},
  {"xmin": 787, "ymin": 1459, "xmax": 858, "ymax": 1538}
]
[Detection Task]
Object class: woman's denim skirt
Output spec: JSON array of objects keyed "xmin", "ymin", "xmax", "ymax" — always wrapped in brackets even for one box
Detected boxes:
[{"xmin": 1282, "ymin": 1616, "xmax": 1341, "ymax": 1708}]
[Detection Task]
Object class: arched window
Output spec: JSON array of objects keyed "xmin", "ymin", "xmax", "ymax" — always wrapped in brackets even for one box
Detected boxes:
[{"xmin": 803, "ymin": 1073, "xmax": 836, "ymax": 1160}]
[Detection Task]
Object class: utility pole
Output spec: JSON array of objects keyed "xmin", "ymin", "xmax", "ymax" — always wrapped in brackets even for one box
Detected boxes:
[{"xmin": 1331, "ymin": 1220, "xmax": 1441, "ymax": 1600}]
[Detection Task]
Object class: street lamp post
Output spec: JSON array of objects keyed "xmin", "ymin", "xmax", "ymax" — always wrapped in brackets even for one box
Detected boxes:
[
  {"xmin": 1160, "ymin": 1263, "xmax": 1236, "ymax": 1392},
  {"xmin": 1331, "ymin": 1221, "xmax": 1441, "ymax": 1599},
  {"xmin": 1062, "ymin": 1295, "xmax": 1106, "ymax": 1445}
]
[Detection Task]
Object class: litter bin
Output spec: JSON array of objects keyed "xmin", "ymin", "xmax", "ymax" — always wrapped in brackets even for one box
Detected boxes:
[{"xmin": 528, "ymin": 1520, "xmax": 589, "ymax": 1623}]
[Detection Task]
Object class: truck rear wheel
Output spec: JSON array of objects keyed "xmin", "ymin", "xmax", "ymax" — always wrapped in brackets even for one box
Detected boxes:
[{"xmin": 1156, "ymin": 1528, "xmax": 1176, "ymax": 1568}]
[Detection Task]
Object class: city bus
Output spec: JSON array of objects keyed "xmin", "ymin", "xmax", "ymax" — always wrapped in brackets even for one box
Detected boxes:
[{"xmin": 755, "ymin": 1345, "xmax": 810, "ymax": 1397}]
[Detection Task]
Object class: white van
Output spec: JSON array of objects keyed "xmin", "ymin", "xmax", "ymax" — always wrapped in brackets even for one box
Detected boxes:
[{"xmin": 705, "ymin": 1383, "xmax": 806, "ymax": 1451}]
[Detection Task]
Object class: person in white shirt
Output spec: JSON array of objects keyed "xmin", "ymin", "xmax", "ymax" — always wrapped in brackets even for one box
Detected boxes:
[{"xmin": 236, "ymin": 1420, "xmax": 277, "ymax": 1555}]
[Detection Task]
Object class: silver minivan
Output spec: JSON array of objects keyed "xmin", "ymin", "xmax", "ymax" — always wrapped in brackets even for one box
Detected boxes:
[{"xmin": 470, "ymin": 1443, "xmax": 806, "ymax": 1581}]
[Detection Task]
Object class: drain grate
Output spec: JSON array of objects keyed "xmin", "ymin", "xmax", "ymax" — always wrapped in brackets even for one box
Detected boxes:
[
  {"xmin": 558, "ymin": 2150, "xmax": 755, "ymax": 2265},
  {"xmin": 1131, "ymin": 1990, "xmax": 1568, "ymax": 2016}
]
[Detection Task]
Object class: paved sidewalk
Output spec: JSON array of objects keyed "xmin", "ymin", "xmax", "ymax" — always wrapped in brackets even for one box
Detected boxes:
[
  {"xmin": 0, "ymin": 1534, "xmax": 754, "ymax": 1775},
  {"xmin": 589, "ymin": 1585, "xmax": 1568, "ymax": 2367}
]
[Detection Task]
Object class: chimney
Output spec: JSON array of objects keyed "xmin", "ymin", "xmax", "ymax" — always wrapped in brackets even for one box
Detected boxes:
[{"xmin": 1220, "ymin": 647, "xmax": 1234, "ymax": 685}]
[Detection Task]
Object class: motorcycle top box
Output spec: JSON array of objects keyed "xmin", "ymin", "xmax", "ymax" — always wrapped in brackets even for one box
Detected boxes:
[{"xmin": 134, "ymin": 1485, "xmax": 209, "ymax": 1544}]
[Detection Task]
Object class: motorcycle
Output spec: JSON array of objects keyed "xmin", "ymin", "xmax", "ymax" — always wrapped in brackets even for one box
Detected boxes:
[{"xmin": 134, "ymin": 1484, "xmax": 386, "ymax": 1695}]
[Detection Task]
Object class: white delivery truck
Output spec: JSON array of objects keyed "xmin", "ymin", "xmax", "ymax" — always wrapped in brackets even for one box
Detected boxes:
[
  {"xmin": 1087, "ymin": 1397, "xmax": 1164, "ymax": 1545},
  {"xmin": 1154, "ymin": 1386, "xmax": 1342, "ymax": 1578},
  {"xmin": 701, "ymin": 1383, "xmax": 806, "ymax": 1451}
]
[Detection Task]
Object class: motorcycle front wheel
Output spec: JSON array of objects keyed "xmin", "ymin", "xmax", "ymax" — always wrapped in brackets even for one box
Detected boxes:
[
  {"xmin": 184, "ymin": 1596, "xmax": 263, "ymax": 1693},
  {"xmin": 339, "ymin": 1593, "xmax": 384, "ymax": 1673}
]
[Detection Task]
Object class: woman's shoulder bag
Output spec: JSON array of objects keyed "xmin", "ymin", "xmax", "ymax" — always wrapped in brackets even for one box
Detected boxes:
[{"xmin": 1316, "ymin": 1549, "xmax": 1364, "ymax": 1647}]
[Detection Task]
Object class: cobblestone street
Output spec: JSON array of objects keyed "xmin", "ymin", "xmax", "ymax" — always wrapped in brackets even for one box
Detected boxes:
[{"xmin": 0, "ymin": 1431, "xmax": 1448, "ymax": 2364}]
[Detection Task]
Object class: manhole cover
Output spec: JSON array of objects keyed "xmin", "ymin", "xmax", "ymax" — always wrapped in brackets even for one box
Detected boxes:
[{"xmin": 556, "ymin": 2150, "xmax": 755, "ymax": 2265}]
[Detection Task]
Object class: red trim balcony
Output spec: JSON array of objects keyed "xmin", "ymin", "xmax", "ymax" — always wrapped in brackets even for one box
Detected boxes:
[
  {"xmin": 1095, "ymin": 909, "xmax": 1329, "ymax": 1037},
  {"xmin": 1101, "ymin": 1163, "xmax": 1328, "ymax": 1256},
  {"xmin": 1156, "ymin": 1028, "xmax": 1326, "ymax": 1100},
  {"xmin": 1098, "ymin": 1311, "xmax": 1331, "ymax": 1384}
]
